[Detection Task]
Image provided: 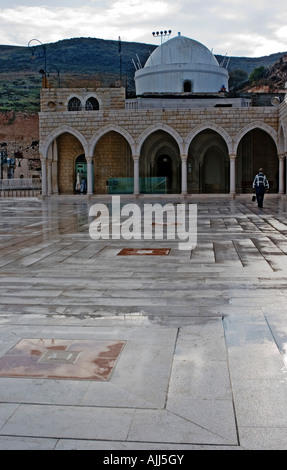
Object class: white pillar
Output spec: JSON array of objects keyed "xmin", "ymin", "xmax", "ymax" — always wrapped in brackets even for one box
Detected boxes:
[
  {"xmin": 229, "ymin": 154, "xmax": 236, "ymax": 195},
  {"xmin": 133, "ymin": 156, "xmax": 140, "ymax": 195},
  {"xmin": 52, "ymin": 161, "xmax": 58, "ymax": 194},
  {"xmin": 181, "ymin": 155, "xmax": 187, "ymax": 195},
  {"xmin": 52, "ymin": 140, "xmax": 58, "ymax": 194},
  {"xmin": 87, "ymin": 156, "xmax": 93, "ymax": 195},
  {"xmin": 47, "ymin": 160, "xmax": 52, "ymax": 195},
  {"xmin": 41, "ymin": 157, "xmax": 47, "ymax": 197},
  {"xmin": 279, "ymin": 154, "xmax": 285, "ymax": 194}
]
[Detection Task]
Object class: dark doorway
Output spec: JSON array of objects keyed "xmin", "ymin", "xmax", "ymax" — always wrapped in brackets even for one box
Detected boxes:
[
  {"xmin": 183, "ymin": 80, "xmax": 192, "ymax": 92},
  {"xmin": 202, "ymin": 147, "xmax": 229, "ymax": 193},
  {"xmin": 155, "ymin": 155, "xmax": 173, "ymax": 191}
]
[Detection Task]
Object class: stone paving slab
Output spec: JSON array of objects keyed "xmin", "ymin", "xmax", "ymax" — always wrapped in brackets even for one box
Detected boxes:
[
  {"xmin": 1, "ymin": 195, "xmax": 287, "ymax": 450},
  {"xmin": 0, "ymin": 322, "xmax": 237, "ymax": 447}
]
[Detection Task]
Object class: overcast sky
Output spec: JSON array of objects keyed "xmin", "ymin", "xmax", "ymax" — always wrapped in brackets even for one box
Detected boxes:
[{"xmin": 0, "ymin": 0, "xmax": 287, "ymax": 57}]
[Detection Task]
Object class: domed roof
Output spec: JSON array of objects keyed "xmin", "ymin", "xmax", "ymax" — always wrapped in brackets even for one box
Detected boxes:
[
  {"xmin": 144, "ymin": 34, "xmax": 219, "ymax": 68},
  {"xmin": 134, "ymin": 33, "xmax": 228, "ymax": 95}
]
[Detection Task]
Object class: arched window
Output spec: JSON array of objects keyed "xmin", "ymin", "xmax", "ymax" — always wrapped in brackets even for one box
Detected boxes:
[
  {"xmin": 68, "ymin": 97, "xmax": 82, "ymax": 111},
  {"xmin": 85, "ymin": 97, "xmax": 99, "ymax": 110},
  {"xmin": 183, "ymin": 80, "xmax": 192, "ymax": 93}
]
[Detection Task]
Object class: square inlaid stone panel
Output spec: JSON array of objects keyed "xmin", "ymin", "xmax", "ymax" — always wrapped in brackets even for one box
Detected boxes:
[
  {"xmin": 118, "ymin": 248, "xmax": 170, "ymax": 256},
  {"xmin": 0, "ymin": 338, "xmax": 126, "ymax": 381}
]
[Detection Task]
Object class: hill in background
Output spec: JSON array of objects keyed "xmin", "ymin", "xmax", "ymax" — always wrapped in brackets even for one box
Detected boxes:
[{"xmin": 0, "ymin": 36, "xmax": 286, "ymax": 113}]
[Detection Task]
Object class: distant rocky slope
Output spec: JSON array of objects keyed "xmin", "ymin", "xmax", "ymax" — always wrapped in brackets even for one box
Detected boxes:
[{"xmin": 263, "ymin": 54, "xmax": 287, "ymax": 91}]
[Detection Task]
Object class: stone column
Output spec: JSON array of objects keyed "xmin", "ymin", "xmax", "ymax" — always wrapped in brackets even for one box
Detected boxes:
[
  {"xmin": 278, "ymin": 154, "xmax": 285, "ymax": 194},
  {"xmin": 52, "ymin": 161, "xmax": 58, "ymax": 194},
  {"xmin": 52, "ymin": 140, "xmax": 58, "ymax": 194},
  {"xmin": 40, "ymin": 157, "xmax": 47, "ymax": 197},
  {"xmin": 47, "ymin": 160, "xmax": 52, "ymax": 196},
  {"xmin": 86, "ymin": 156, "xmax": 93, "ymax": 195},
  {"xmin": 229, "ymin": 154, "xmax": 236, "ymax": 195},
  {"xmin": 181, "ymin": 154, "xmax": 187, "ymax": 195},
  {"xmin": 133, "ymin": 155, "xmax": 140, "ymax": 195}
]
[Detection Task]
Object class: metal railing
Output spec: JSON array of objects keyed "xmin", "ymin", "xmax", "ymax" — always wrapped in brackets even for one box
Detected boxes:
[{"xmin": 107, "ymin": 177, "xmax": 167, "ymax": 194}]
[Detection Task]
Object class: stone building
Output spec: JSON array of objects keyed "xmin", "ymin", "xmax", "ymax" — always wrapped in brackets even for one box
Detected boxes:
[{"xmin": 38, "ymin": 34, "xmax": 287, "ymax": 197}]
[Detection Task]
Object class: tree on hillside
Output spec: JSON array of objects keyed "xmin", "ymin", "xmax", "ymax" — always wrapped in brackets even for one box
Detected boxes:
[
  {"xmin": 249, "ymin": 66, "xmax": 265, "ymax": 83},
  {"xmin": 228, "ymin": 68, "xmax": 248, "ymax": 89}
]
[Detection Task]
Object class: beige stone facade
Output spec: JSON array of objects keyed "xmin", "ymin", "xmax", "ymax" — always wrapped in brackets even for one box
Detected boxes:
[{"xmin": 39, "ymin": 86, "xmax": 287, "ymax": 196}]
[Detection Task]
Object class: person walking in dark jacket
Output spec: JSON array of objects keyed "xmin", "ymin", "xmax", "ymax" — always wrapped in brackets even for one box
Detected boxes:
[{"xmin": 252, "ymin": 168, "xmax": 269, "ymax": 208}]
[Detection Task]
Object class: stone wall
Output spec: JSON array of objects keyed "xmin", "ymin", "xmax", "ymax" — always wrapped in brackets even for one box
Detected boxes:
[
  {"xmin": 38, "ymin": 87, "xmax": 287, "ymax": 195},
  {"xmin": 39, "ymin": 106, "xmax": 279, "ymax": 151},
  {"xmin": 40, "ymin": 87, "xmax": 126, "ymax": 113},
  {"xmin": 0, "ymin": 111, "xmax": 40, "ymax": 179}
]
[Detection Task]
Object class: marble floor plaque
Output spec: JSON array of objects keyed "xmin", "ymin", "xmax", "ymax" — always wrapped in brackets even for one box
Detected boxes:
[
  {"xmin": 118, "ymin": 248, "xmax": 170, "ymax": 256},
  {"xmin": 0, "ymin": 338, "xmax": 126, "ymax": 381}
]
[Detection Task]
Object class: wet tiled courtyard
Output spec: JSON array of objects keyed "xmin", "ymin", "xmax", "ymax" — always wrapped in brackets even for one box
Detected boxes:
[{"xmin": 1, "ymin": 194, "xmax": 287, "ymax": 449}]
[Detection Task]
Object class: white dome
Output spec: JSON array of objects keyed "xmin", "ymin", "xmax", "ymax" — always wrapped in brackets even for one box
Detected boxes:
[
  {"xmin": 145, "ymin": 35, "xmax": 219, "ymax": 68},
  {"xmin": 135, "ymin": 34, "xmax": 229, "ymax": 95}
]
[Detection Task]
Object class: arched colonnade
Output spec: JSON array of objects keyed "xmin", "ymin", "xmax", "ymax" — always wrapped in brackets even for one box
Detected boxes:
[{"xmin": 39, "ymin": 120, "xmax": 287, "ymax": 196}]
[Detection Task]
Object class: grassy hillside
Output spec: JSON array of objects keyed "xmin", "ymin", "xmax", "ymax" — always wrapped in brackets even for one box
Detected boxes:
[{"xmin": 0, "ymin": 36, "xmax": 285, "ymax": 113}]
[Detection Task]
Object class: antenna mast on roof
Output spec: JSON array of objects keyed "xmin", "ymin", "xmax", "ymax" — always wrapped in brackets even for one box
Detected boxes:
[
  {"xmin": 132, "ymin": 54, "xmax": 143, "ymax": 71},
  {"xmin": 132, "ymin": 58, "xmax": 138, "ymax": 70},
  {"xmin": 118, "ymin": 36, "xmax": 122, "ymax": 81},
  {"xmin": 220, "ymin": 53, "xmax": 228, "ymax": 67},
  {"xmin": 136, "ymin": 54, "xmax": 142, "ymax": 69}
]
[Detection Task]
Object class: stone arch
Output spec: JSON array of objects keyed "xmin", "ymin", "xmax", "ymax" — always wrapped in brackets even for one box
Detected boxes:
[
  {"xmin": 40, "ymin": 125, "xmax": 89, "ymax": 158},
  {"xmin": 138, "ymin": 125, "xmax": 182, "ymax": 193},
  {"xmin": 85, "ymin": 97, "xmax": 99, "ymax": 110},
  {"xmin": 65, "ymin": 93, "xmax": 83, "ymax": 109},
  {"xmin": 57, "ymin": 134, "xmax": 86, "ymax": 195},
  {"xmin": 91, "ymin": 125, "xmax": 134, "ymax": 194},
  {"xmin": 89, "ymin": 124, "xmax": 136, "ymax": 155},
  {"xmin": 67, "ymin": 97, "xmax": 82, "ymax": 111},
  {"xmin": 196, "ymin": 135, "xmax": 228, "ymax": 166},
  {"xmin": 186, "ymin": 127, "xmax": 230, "ymax": 193},
  {"xmin": 83, "ymin": 93, "xmax": 102, "ymax": 110},
  {"xmin": 235, "ymin": 124, "xmax": 279, "ymax": 193},
  {"xmin": 185, "ymin": 122, "xmax": 233, "ymax": 155},
  {"xmin": 234, "ymin": 121, "xmax": 279, "ymax": 154},
  {"xmin": 136, "ymin": 123, "xmax": 185, "ymax": 155}
]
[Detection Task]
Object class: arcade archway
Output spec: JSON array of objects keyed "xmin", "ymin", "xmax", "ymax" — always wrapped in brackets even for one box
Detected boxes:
[
  {"xmin": 139, "ymin": 130, "xmax": 181, "ymax": 193},
  {"xmin": 187, "ymin": 129, "xmax": 229, "ymax": 193},
  {"xmin": 236, "ymin": 128, "xmax": 278, "ymax": 193}
]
